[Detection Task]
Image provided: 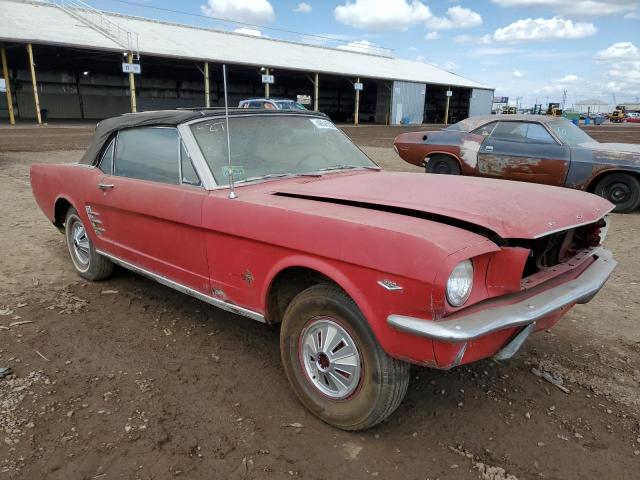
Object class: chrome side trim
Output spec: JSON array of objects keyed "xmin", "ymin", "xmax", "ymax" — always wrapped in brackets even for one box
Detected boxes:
[
  {"xmin": 96, "ymin": 250, "xmax": 266, "ymax": 323},
  {"xmin": 377, "ymin": 279, "xmax": 403, "ymax": 291},
  {"xmin": 387, "ymin": 249, "xmax": 616, "ymax": 343},
  {"xmin": 177, "ymin": 124, "xmax": 218, "ymax": 190}
]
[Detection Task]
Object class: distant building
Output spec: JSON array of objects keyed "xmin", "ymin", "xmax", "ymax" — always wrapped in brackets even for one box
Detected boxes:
[{"xmin": 573, "ymin": 99, "xmax": 609, "ymax": 114}]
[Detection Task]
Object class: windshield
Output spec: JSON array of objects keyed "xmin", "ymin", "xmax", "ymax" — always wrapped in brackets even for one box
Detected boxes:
[
  {"xmin": 189, "ymin": 115, "xmax": 377, "ymax": 185},
  {"xmin": 547, "ymin": 118, "xmax": 595, "ymax": 145},
  {"xmin": 276, "ymin": 101, "xmax": 307, "ymax": 111}
]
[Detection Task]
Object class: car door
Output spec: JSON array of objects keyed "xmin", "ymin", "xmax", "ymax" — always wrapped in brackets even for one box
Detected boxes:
[
  {"xmin": 86, "ymin": 126, "xmax": 210, "ymax": 294},
  {"xmin": 476, "ymin": 121, "xmax": 570, "ymax": 186}
]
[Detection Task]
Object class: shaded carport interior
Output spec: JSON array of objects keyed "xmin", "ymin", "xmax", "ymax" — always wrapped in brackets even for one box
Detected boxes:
[
  {"xmin": 424, "ymin": 85, "xmax": 471, "ymax": 124},
  {"xmin": 1, "ymin": 42, "xmax": 391, "ymax": 123}
]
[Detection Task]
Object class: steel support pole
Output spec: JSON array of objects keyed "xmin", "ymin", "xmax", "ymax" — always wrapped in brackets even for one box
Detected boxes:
[
  {"xmin": 26, "ymin": 44, "xmax": 41, "ymax": 124},
  {"xmin": 264, "ymin": 68, "xmax": 270, "ymax": 99},
  {"xmin": 314, "ymin": 72, "xmax": 319, "ymax": 112},
  {"xmin": 204, "ymin": 61, "xmax": 210, "ymax": 108},
  {"xmin": 128, "ymin": 52, "xmax": 137, "ymax": 113},
  {"xmin": 444, "ymin": 92, "xmax": 450, "ymax": 125},
  {"xmin": 354, "ymin": 77, "xmax": 360, "ymax": 126},
  {"xmin": 1, "ymin": 48, "xmax": 15, "ymax": 125}
]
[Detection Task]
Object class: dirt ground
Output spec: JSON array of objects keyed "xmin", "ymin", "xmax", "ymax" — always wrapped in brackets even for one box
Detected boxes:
[{"xmin": 1, "ymin": 123, "xmax": 639, "ymax": 480}]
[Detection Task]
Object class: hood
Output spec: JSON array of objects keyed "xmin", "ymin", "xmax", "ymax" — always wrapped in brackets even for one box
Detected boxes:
[
  {"xmin": 578, "ymin": 142, "xmax": 640, "ymax": 156},
  {"xmin": 274, "ymin": 171, "xmax": 612, "ymax": 239}
]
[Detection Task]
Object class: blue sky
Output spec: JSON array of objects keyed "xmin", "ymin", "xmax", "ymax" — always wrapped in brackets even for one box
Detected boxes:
[{"xmin": 91, "ymin": 0, "xmax": 640, "ymax": 108}]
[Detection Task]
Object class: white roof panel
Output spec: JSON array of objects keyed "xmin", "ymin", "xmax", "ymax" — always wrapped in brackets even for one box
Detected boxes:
[{"xmin": 0, "ymin": 0, "xmax": 491, "ymax": 90}]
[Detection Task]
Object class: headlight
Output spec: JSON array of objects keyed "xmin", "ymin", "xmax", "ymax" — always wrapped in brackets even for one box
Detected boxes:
[{"xmin": 446, "ymin": 260, "xmax": 474, "ymax": 307}]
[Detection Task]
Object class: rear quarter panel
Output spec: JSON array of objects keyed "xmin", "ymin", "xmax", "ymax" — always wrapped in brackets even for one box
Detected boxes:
[
  {"xmin": 394, "ymin": 130, "xmax": 482, "ymax": 175},
  {"xmin": 30, "ymin": 163, "xmax": 99, "ymax": 226}
]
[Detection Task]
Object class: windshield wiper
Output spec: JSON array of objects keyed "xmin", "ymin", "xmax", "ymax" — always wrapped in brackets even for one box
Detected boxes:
[
  {"xmin": 317, "ymin": 165, "xmax": 381, "ymax": 172},
  {"xmin": 234, "ymin": 173, "xmax": 289, "ymax": 184},
  {"xmin": 234, "ymin": 172, "xmax": 323, "ymax": 184}
]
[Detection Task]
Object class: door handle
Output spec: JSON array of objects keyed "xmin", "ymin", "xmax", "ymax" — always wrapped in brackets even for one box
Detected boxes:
[
  {"xmin": 98, "ymin": 183, "xmax": 114, "ymax": 190},
  {"xmin": 485, "ymin": 145, "xmax": 494, "ymax": 152}
]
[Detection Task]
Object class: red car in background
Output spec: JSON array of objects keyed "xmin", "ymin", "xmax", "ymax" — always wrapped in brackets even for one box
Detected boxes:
[
  {"xmin": 31, "ymin": 109, "xmax": 616, "ymax": 430},
  {"xmin": 394, "ymin": 115, "xmax": 640, "ymax": 213}
]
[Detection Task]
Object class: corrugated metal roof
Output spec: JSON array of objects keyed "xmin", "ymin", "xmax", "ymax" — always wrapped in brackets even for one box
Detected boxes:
[{"xmin": 0, "ymin": 0, "xmax": 492, "ymax": 90}]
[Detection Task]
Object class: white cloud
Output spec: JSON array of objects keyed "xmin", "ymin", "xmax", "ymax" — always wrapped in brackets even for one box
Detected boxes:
[
  {"xmin": 491, "ymin": 0, "xmax": 637, "ymax": 16},
  {"xmin": 595, "ymin": 41, "xmax": 640, "ymax": 60},
  {"xmin": 594, "ymin": 42, "xmax": 640, "ymax": 92},
  {"xmin": 336, "ymin": 39, "xmax": 380, "ymax": 53},
  {"xmin": 408, "ymin": 45, "xmax": 417, "ymax": 51},
  {"xmin": 334, "ymin": 0, "xmax": 431, "ymax": 31},
  {"xmin": 559, "ymin": 74, "xmax": 579, "ymax": 82},
  {"xmin": 454, "ymin": 33, "xmax": 493, "ymax": 45},
  {"xmin": 424, "ymin": 31, "xmax": 441, "ymax": 40},
  {"xmin": 201, "ymin": 0, "xmax": 275, "ymax": 24},
  {"xmin": 493, "ymin": 17, "xmax": 597, "ymax": 42},
  {"xmin": 233, "ymin": 27, "xmax": 263, "ymax": 36},
  {"xmin": 512, "ymin": 70, "xmax": 524, "ymax": 77},
  {"xmin": 425, "ymin": 6, "xmax": 483, "ymax": 30},
  {"xmin": 625, "ymin": 10, "xmax": 640, "ymax": 19},
  {"xmin": 294, "ymin": 2, "xmax": 312, "ymax": 13}
]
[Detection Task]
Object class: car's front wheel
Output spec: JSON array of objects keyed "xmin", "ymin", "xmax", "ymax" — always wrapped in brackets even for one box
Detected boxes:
[
  {"xmin": 280, "ymin": 284, "xmax": 410, "ymax": 431},
  {"xmin": 65, "ymin": 207, "xmax": 113, "ymax": 280},
  {"xmin": 425, "ymin": 154, "xmax": 461, "ymax": 175},
  {"xmin": 594, "ymin": 173, "xmax": 640, "ymax": 213}
]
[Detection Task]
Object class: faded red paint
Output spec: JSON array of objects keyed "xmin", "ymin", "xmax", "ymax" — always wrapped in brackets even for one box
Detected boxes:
[{"xmin": 30, "ymin": 160, "xmax": 612, "ymax": 370}]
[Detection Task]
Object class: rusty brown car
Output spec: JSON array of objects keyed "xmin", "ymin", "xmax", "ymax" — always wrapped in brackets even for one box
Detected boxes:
[{"xmin": 394, "ymin": 115, "xmax": 640, "ymax": 213}]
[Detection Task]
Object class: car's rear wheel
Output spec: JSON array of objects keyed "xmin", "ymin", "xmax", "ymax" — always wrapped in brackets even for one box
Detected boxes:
[
  {"xmin": 280, "ymin": 284, "xmax": 410, "ymax": 431},
  {"xmin": 425, "ymin": 154, "xmax": 461, "ymax": 175},
  {"xmin": 594, "ymin": 173, "xmax": 640, "ymax": 213},
  {"xmin": 65, "ymin": 208, "xmax": 113, "ymax": 280}
]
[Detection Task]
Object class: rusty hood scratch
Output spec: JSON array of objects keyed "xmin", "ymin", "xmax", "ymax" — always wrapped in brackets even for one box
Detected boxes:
[{"xmin": 274, "ymin": 171, "xmax": 613, "ymax": 239}]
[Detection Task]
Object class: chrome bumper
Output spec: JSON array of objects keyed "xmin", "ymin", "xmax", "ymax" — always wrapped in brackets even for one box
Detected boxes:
[{"xmin": 387, "ymin": 249, "xmax": 616, "ymax": 343}]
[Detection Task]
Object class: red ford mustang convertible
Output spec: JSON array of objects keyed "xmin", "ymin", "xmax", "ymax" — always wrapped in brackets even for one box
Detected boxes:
[{"xmin": 31, "ymin": 109, "xmax": 616, "ymax": 430}]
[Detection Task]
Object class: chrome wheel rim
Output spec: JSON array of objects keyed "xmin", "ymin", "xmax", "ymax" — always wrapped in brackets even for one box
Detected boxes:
[
  {"xmin": 71, "ymin": 220, "xmax": 90, "ymax": 267},
  {"xmin": 300, "ymin": 318, "xmax": 362, "ymax": 399}
]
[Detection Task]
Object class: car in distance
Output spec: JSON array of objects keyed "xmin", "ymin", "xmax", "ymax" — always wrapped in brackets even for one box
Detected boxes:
[
  {"xmin": 239, "ymin": 98, "xmax": 307, "ymax": 110},
  {"xmin": 31, "ymin": 109, "xmax": 616, "ymax": 430},
  {"xmin": 394, "ymin": 114, "xmax": 640, "ymax": 213}
]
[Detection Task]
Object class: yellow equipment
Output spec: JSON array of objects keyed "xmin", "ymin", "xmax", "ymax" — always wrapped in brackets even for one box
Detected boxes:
[{"xmin": 610, "ymin": 105, "xmax": 626, "ymax": 123}]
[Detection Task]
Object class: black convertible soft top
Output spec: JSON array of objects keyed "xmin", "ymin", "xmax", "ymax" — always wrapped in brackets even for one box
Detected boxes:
[{"xmin": 79, "ymin": 108, "xmax": 326, "ymax": 165}]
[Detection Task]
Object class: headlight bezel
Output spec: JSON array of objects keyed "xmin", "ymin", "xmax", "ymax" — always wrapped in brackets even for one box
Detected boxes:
[{"xmin": 445, "ymin": 259, "xmax": 474, "ymax": 307}]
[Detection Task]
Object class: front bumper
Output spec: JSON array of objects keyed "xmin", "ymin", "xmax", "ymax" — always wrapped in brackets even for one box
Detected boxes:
[{"xmin": 387, "ymin": 249, "xmax": 616, "ymax": 343}]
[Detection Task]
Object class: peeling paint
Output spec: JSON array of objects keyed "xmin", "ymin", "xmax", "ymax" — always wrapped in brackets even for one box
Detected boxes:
[{"xmin": 460, "ymin": 139, "xmax": 481, "ymax": 168}]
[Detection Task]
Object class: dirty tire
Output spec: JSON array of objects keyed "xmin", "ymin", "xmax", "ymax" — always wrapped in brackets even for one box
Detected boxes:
[
  {"xmin": 594, "ymin": 173, "xmax": 640, "ymax": 213},
  {"xmin": 426, "ymin": 154, "xmax": 461, "ymax": 175},
  {"xmin": 65, "ymin": 207, "xmax": 113, "ymax": 281},
  {"xmin": 280, "ymin": 283, "xmax": 410, "ymax": 431}
]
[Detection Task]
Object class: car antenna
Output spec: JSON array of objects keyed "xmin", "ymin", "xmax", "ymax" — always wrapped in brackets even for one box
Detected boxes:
[{"xmin": 223, "ymin": 64, "xmax": 238, "ymax": 199}]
